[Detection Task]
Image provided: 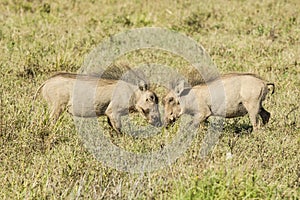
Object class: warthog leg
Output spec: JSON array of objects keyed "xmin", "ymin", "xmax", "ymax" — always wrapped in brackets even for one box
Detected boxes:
[
  {"xmin": 243, "ymin": 101, "xmax": 260, "ymax": 131},
  {"xmin": 107, "ymin": 116, "xmax": 112, "ymax": 127},
  {"xmin": 107, "ymin": 115, "xmax": 121, "ymax": 134},
  {"xmin": 259, "ymin": 107, "xmax": 270, "ymax": 125},
  {"xmin": 192, "ymin": 112, "xmax": 210, "ymax": 128},
  {"xmin": 49, "ymin": 103, "xmax": 64, "ymax": 123},
  {"xmin": 105, "ymin": 105, "xmax": 122, "ymax": 134}
]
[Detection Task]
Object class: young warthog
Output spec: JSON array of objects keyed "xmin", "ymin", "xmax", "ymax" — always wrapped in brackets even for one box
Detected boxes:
[
  {"xmin": 34, "ymin": 72, "xmax": 162, "ymax": 133},
  {"xmin": 163, "ymin": 73, "xmax": 275, "ymax": 131}
]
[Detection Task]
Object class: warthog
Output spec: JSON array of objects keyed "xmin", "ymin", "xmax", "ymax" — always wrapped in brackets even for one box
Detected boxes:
[
  {"xmin": 163, "ymin": 73, "xmax": 275, "ymax": 131},
  {"xmin": 34, "ymin": 72, "xmax": 162, "ymax": 133}
]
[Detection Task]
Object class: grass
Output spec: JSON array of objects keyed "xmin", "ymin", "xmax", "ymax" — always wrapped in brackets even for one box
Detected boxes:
[{"xmin": 1, "ymin": 0, "xmax": 299, "ymax": 199}]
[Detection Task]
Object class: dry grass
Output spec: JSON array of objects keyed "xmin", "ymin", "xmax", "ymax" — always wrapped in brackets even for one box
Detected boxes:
[{"xmin": 0, "ymin": 0, "xmax": 299, "ymax": 199}]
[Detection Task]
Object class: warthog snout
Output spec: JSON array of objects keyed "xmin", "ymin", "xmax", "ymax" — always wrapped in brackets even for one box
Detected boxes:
[
  {"xmin": 150, "ymin": 114, "xmax": 162, "ymax": 127},
  {"xmin": 136, "ymin": 90, "xmax": 162, "ymax": 128},
  {"xmin": 163, "ymin": 93, "xmax": 182, "ymax": 128},
  {"xmin": 142, "ymin": 108, "xmax": 162, "ymax": 127},
  {"xmin": 163, "ymin": 115, "xmax": 177, "ymax": 128}
]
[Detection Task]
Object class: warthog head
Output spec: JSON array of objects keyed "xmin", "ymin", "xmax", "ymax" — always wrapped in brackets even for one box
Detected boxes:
[
  {"xmin": 162, "ymin": 80, "xmax": 190, "ymax": 127},
  {"xmin": 134, "ymin": 82, "xmax": 162, "ymax": 127},
  {"xmin": 162, "ymin": 91, "xmax": 182, "ymax": 127}
]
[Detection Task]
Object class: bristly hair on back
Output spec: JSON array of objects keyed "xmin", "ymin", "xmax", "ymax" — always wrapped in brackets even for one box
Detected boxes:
[
  {"xmin": 49, "ymin": 62, "xmax": 150, "ymax": 87},
  {"xmin": 202, "ymin": 72, "xmax": 264, "ymax": 85},
  {"xmin": 219, "ymin": 72, "xmax": 263, "ymax": 80},
  {"xmin": 170, "ymin": 72, "xmax": 266, "ymax": 90}
]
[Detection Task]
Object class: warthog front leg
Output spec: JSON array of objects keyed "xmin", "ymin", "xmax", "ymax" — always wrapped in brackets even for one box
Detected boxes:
[
  {"xmin": 108, "ymin": 116, "xmax": 121, "ymax": 134},
  {"xmin": 105, "ymin": 105, "xmax": 122, "ymax": 134},
  {"xmin": 192, "ymin": 112, "xmax": 210, "ymax": 128},
  {"xmin": 106, "ymin": 115, "xmax": 121, "ymax": 134}
]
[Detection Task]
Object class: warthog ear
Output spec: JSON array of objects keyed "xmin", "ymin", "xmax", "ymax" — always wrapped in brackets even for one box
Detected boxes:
[
  {"xmin": 174, "ymin": 80, "xmax": 191, "ymax": 97},
  {"xmin": 138, "ymin": 80, "xmax": 149, "ymax": 91},
  {"xmin": 174, "ymin": 80, "xmax": 185, "ymax": 96}
]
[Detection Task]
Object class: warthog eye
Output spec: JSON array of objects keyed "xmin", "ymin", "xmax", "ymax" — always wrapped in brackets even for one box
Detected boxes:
[
  {"xmin": 146, "ymin": 95, "xmax": 155, "ymax": 102},
  {"xmin": 150, "ymin": 95, "xmax": 154, "ymax": 100},
  {"xmin": 141, "ymin": 108, "xmax": 149, "ymax": 115},
  {"xmin": 168, "ymin": 97, "xmax": 174, "ymax": 103}
]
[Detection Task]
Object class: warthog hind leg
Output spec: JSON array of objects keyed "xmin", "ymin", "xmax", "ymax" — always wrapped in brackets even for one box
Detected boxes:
[
  {"xmin": 243, "ymin": 102, "xmax": 260, "ymax": 131},
  {"xmin": 49, "ymin": 103, "xmax": 64, "ymax": 123},
  {"xmin": 259, "ymin": 107, "xmax": 270, "ymax": 125}
]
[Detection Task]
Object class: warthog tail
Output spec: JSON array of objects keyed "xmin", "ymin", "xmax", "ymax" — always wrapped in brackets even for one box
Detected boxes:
[
  {"xmin": 267, "ymin": 83, "xmax": 275, "ymax": 94},
  {"xmin": 31, "ymin": 81, "xmax": 46, "ymax": 113}
]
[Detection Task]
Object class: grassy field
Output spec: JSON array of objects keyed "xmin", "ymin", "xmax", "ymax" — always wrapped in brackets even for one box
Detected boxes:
[{"xmin": 1, "ymin": 0, "xmax": 299, "ymax": 199}]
